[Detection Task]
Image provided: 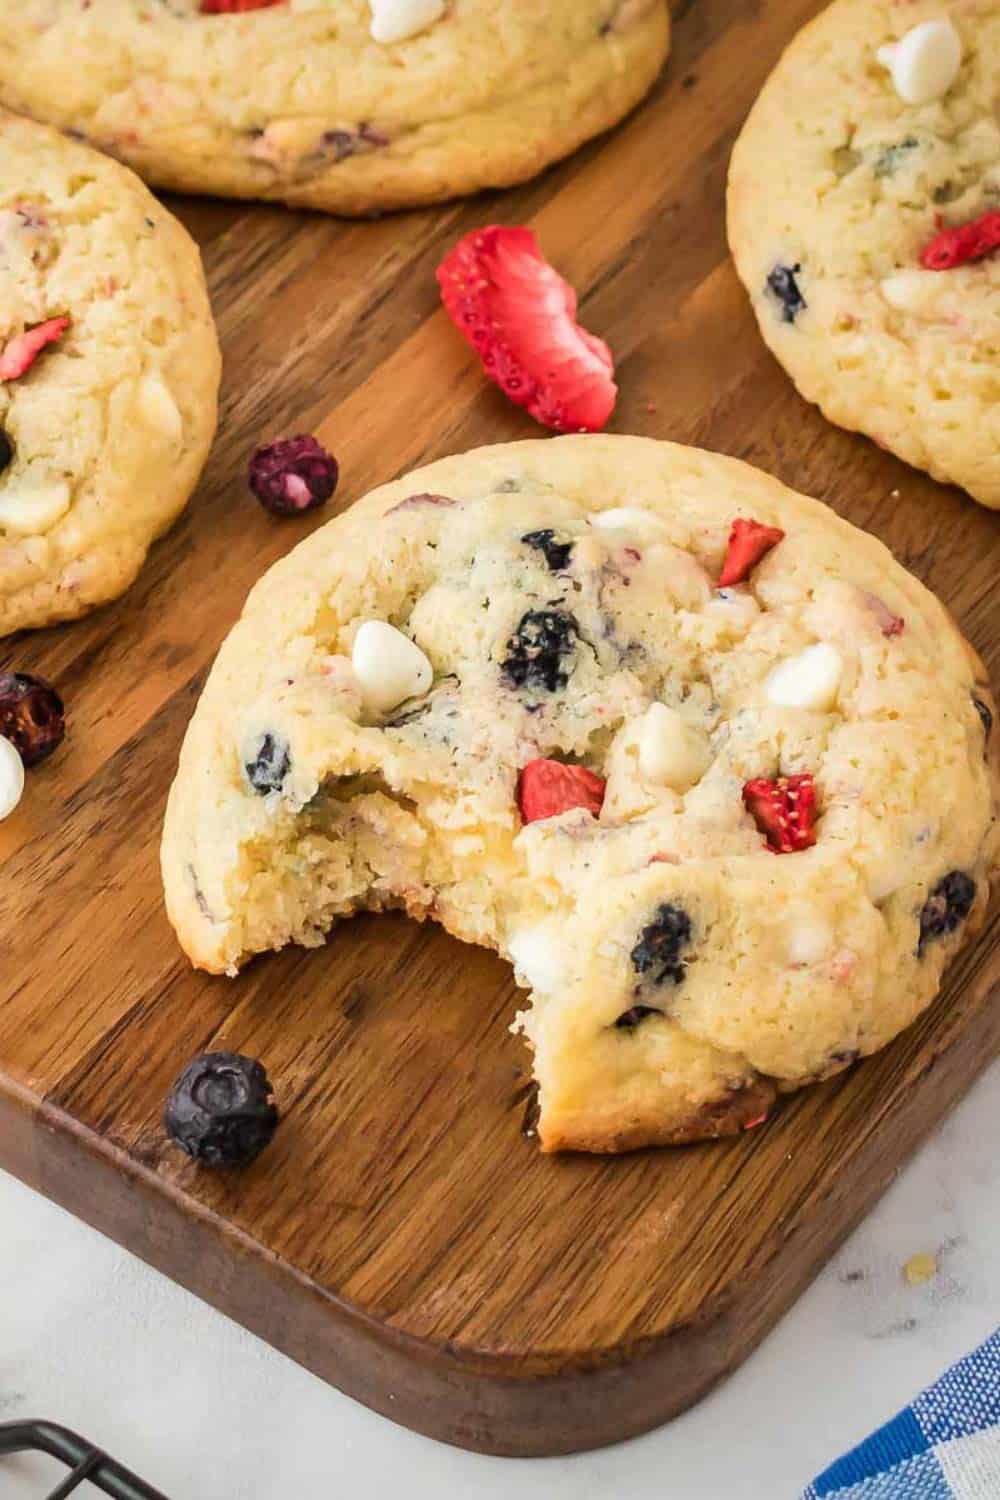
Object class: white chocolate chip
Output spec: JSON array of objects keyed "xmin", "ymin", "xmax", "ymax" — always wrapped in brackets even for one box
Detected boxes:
[
  {"xmin": 351, "ymin": 620, "xmax": 432, "ymax": 714},
  {"xmin": 138, "ymin": 374, "xmax": 183, "ymax": 446},
  {"xmin": 786, "ymin": 912, "xmax": 834, "ymax": 967},
  {"xmin": 765, "ymin": 643, "xmax": 842, "ymax": 712},
  {"xmin": 370, "ymin": 0, "xmax": 445, "ymax": 44},
  {"xmin": 876, "ymin": 19, "xmax": 962, "ymax": 106},
  {"xmin": 0, "ymin": 478, "xmax": 71, "ymax": 537},
  {"xmin": 0, "ymin": 736, "xmax": 24, "ymax": 820},
  {"xmin": 638, "ymin": 702, "xmax": 710, "ymax": 791},
  {"xmin": 590, "ymin": 506, "xmax": 668, "ymax": 540},
  {"xmin": 507, "ymin": 924, "xmax": 562, "ymax": 994},
  {"xmin": 705, "ymin": 587, "xmax": 760, "ymax": 631},
  {"xmin": 880, "ymin": 269, "xmax": 940, "ymax": 313}
]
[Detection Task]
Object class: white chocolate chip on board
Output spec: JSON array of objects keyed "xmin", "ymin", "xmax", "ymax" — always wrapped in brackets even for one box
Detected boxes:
[
  {"xmin": 638, "ymin": 703, "xmax": 711, "ymax": 791},
  {"xmin": 876, "ymin": 19, "xmax": 962, "ymax": 106},
  {"xmin": 370, "ymin": 0, "xmax": 446, "ymax": 45},
  {"xmin": 0, "ymin": 736, "xmax": 24, "ymax": 820},
  {"xmin": 765, "ymin": 643, "xmax": 843, "ymax": 712},
  {"xmin": 351, "ymin": 620, "xmax": 433, "ymax": 714}
]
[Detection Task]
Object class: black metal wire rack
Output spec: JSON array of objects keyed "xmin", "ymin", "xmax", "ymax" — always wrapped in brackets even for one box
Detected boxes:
[{"xmin": 0, "ymin": 1421, "xmax": 170, "ymax": 1500}]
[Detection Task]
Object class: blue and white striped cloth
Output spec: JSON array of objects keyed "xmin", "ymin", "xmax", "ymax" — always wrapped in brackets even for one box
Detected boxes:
[{"xmin": 803, "ymin": 1329, "xmax": 1000, "ymax": 1499}]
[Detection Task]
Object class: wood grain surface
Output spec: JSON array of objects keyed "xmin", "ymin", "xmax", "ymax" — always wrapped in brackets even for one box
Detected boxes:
[{"xmin": 2, "ymin": 0, "xmax": 999, "ymax": 1459}]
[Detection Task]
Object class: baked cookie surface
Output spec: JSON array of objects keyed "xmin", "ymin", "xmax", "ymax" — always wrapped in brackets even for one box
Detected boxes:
[
  {"xmin": 728, "ymin": 0, "xmax": 1000, "ymax": 508},
  {"xmin": 161, "ymin": 436, "xmax": 999, "ymax": 1153},
  {"xmin": 0, "ymin": 110, "xmax": 219, "ymax": 635},
  {"xmin": 0, "ymin": 1, "xmax": 669, "ymax": 217}
]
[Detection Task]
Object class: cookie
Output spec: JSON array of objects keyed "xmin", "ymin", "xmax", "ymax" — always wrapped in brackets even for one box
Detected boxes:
[
  {"xmin": 0, "ymin": 111, "xmax": 220, "ymax": 635},
  {"xmin": 161, "ymin": 435, "xmax": 999, "ymax": 1153},
  {"xmin": 728, "ymin": 0, "xmax": 1000, "ymax": 509},
  {"xmin": 0, "ymin": 1, "xmax": 669, "ymax": 218}
]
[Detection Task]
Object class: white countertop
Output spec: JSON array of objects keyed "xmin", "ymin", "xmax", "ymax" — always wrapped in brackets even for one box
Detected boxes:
[{"xmin": 2, "ymin": 1059, "xmax": 998, "ymax": 1500}]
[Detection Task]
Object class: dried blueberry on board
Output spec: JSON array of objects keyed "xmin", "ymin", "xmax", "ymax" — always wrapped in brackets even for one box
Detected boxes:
[
  {"xmin": 244, "ymin": 732, "xmax": 290, "ymax": 795},
  {"xmin": 165, "ymin": 1052, "xmax": 278, "ymax": 1169},
  {"xmin": 631, "ymin": 904, "xmax": 693, "ymax": 986},
  {"xmin": 522, "ymin": 529, "xmax": 574, "ymax": 572},
  {"xmin": 501, "ymin": 609, "xmax": 579, "ymax": 692},
  {"xmin": 614, "ymin": 1005, "xmax": 663, "ymax": 1030},
  {"xmin": 917, "ymin": 871, "xmax": 976, "ymax": 955},
  {"xmin": 0, "ymin": 671, "xmax": 65, "ymax": 766},
  {"xmin": 766, "ymin": 263, "xmax": 806, "ymax": 324},
  {"xmin": 0, "ymin": 429, "xmax": 13, "ymax": 475},
  {"xmin": 249, "ymin": 434, "xmax": 338, "ymax": 516}
]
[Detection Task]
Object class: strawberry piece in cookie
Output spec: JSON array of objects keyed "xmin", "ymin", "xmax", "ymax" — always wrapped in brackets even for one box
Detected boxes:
[
  {"xmin": 0, "ymin": 316, "xmax": 69, "ymax": 381},
  {"xmin": 200, "ymin": 0, "xmax": 285, "ymax": 12},
  {"xmin": 436, "ymin": 226, "xmax": 617, "ymax": 434},
  {"xmin": 718, "ymin": 517, "xmax": 785, "ymax": 587},
  {"xmin": 862, "ymin": 591, "xmax": 904, "ymax": 638},
  {"xmin": 742, "ymin": 773, "xmax": 817, "ymax": 853},
  {"xmin": 518, "ymin": 759, "xmax": 606, "ymax": 824},
  {"xmin": 920, "ymin": 210, "xmax": 1000, "ymax": 271}
]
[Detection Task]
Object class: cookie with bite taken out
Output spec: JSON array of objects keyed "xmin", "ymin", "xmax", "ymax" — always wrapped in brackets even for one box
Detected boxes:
[
  {"xmin": 0, "ymin": 1, "xmax": 669, "ymax": 217},
  {"xmin": 161, "ymin": 435, "xmax": 999, "ymax": 1152},
  {"xmin": 728, "ymin": 0, "xmax": 1000, "ymax": 508}
]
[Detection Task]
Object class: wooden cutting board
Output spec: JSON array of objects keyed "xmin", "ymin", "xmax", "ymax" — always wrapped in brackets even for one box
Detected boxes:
[{"xmin": 2, "ymin": 0, "xmax": 998, "ymax": 1459}]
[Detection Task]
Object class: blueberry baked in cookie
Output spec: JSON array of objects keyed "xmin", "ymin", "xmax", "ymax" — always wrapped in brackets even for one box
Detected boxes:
[
  {"xmin": 0, "ymin": 110, "xmax": 219, "ymax": 635},
  {"xmin": 162, "ymin": 436, "xmax": 999, "ymax": 1152},
  {"xmin": 0, "ymin": 1, "xmax": 669, "ymax": 217},
  {"xmin": 728, "ymin": 0, "xmax": 1000, "ymax": 508}
]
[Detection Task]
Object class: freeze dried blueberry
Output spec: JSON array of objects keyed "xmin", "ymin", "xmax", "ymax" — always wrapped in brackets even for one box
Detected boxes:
[
  {"xmin": 249, "ymin": 434, "xmax": 338, "ymax": 516},
  {"xmin": 321, "ymin": 123, "xmax": 388, "ymax": 160},
  {"xmin": 164, "ymin": 1052, "xmax": 278, "ymax": 1169},
  {"xmin": 766, "ymin": 263, "xmax": 806, "ymax": 324},
  {"xmin": 614, "ymin": 1005, "xmax": 663, "ymax": 1030},
  {"xmin": 873, "ymin": 136, "xmax": 919, "ymax": 179},
  {"xmin": 501, "ymin": 609, "xmax": 579, "ymax": 693},
  {"xmin": 0, "ymin": 671, "xmax": 65, "ymax": 767},
  {"xmin": 522, "ymin": 529, "xmax": 574, "ymax": 572},
  {"xmin": 0, "ymin": 429, "xmax": 13, "ymax": 475},
  {"xmin": 245, "ymin": 732, "xmax": 290, "ymax": 795},
  {"xmin": 829, "ymin": 1048, "xmax": 860, "ymax": 1066},
  {"xmin": 631, "ymin": 903, "xmax": 692, "ymax": 986},
  {"xmin": 974, "ymin": 696, "xmax": 993, "ymax": 741},
  {"xmin": 917, "ymin": 871, "xmax": 976, "ymax": 955}
]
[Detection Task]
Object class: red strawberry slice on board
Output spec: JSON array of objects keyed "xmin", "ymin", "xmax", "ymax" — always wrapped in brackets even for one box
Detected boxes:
[
  {"xmin": 518, "ymin": 759, "xmax": 606, "ymax": 824},
  {"xmin": 718, "ymin": 517, "xmax": 785, "ymax": 588},
  {"xmin": 742, "ymin": 774, "xmax": 817, "ymax": 854},
  {"xmin": 0, "ymin": 316, "xmax": 69, "ymax": 381},
  {"xmin": 436, "ymin": 226, "xmax": 617, "ymax": 434}
]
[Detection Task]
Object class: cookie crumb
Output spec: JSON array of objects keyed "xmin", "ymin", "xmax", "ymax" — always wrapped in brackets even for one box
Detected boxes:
[{"xmin": 903, "ymin": 1251, "xmax": 937, "ymax": 1286}]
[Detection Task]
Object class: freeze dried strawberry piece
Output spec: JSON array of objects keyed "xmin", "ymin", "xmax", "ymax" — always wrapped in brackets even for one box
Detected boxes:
[
  {"xmin": 742, "ymin": 773, "xmax": 818, "ymax": 854},
  {"xmin": 518, "ymin": 759, "xmax": 606, "ymax": 824},
  {"xmin": 200, "ymin": 0, "xmax": 284, "ymax": 11},
  {"xmin": 862, "ymin": 590, "xmax": 904, "ymax": 638},
  {"xmin": 920, "ymin": 210, "xmax": 1000, "ymax": 271},
  {"xmin": 0, "ymin": 316, "xmax": 69, "ymax": 381},
  {"xmin": 436, "ymin": 225, "xmax": 617, "ymax": 434},
  {"xmin": 718, "ymin": 517, "xmax": 785, "ymax": 587}
]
